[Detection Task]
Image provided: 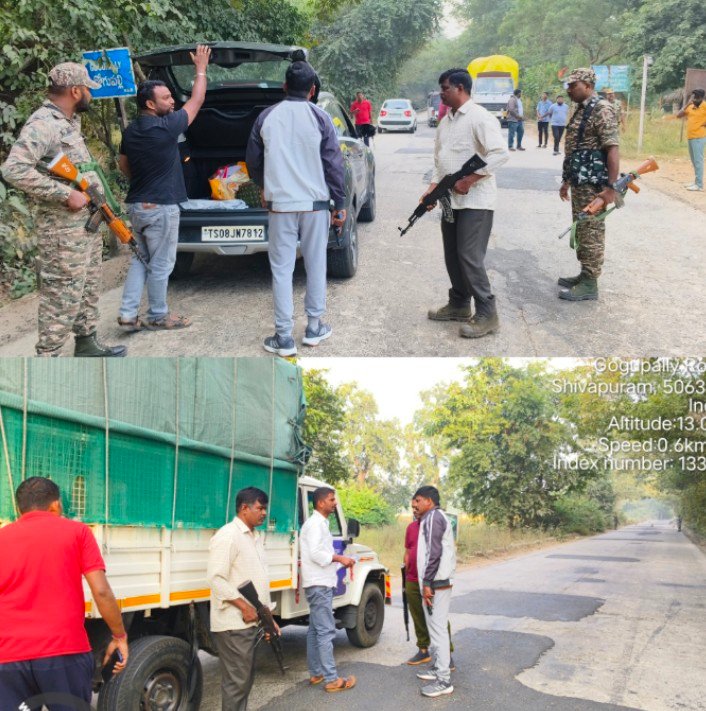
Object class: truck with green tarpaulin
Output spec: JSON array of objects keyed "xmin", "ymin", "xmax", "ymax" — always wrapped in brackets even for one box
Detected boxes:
[{"xmin": 0, "ymin": 358, "xmax": 390, "ymax": 710}]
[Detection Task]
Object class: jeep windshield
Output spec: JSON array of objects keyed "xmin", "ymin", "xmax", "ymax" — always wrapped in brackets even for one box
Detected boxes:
[{"xmin": 171, "ymin": 61, "xmax": 287, "ymax": 93}]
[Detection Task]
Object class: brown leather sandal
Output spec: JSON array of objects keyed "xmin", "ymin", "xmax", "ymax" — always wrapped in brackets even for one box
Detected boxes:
[
  {"xmin": 144, "ymin": 314, "xmax": 192, "ymax": 330},
  {"xmin": 324, "ymin": 676, "xmax": 356, "ymax": 692},
  {"xmin": 117, "ymin": 316, "xmax": 142, "ymax": 333},
  {"xmin": 309, "ymin": 675, "xmax": 324, "ymax": 685}
]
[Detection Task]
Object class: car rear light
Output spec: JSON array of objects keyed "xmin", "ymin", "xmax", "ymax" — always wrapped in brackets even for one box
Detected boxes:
[
  {"xmin": 380, "ymin": 110, "xmax": 387, "ymax": 117},
  {"xmin": 404, "ymin": 110, "xmax": 412, "ymax": 117}
]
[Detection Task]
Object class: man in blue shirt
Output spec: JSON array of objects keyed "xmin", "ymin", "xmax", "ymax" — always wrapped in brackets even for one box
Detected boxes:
[
  {"xmin": 536, "ymin": 93, "xmax": 552, "ymax": 148},
  {"xmin": 547, "ymin": 95, "xmax": 570, "ymax": 155}
]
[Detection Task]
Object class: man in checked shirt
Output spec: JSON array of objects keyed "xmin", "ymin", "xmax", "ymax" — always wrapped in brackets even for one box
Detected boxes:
[
  {"xmin": 423, "ymin": 68, "xmax": 509, "ymax": 339},
  {"xmin": 207, "ymin": 487, "xmax": 277, "ymax": 711}
]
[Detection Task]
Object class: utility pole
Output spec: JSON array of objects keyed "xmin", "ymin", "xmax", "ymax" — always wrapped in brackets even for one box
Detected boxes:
[{"xmin": 637, "ymin": 55, "xmax": 653, "ymax": 154}]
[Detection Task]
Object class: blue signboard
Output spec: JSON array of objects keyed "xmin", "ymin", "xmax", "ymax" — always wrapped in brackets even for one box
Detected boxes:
[
  {"xmin": 83, "ymin": 47, "xmax": 137, "ymax": 98},
  {"xmin": 592, "ymin": 65, "xmax": 631, "ymax": 93}
]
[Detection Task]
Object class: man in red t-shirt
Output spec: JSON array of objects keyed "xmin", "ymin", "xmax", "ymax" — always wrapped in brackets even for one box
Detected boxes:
[
  {"xmin": 403, "ymin": 505, "xmax": 454, "ymax": 666},
  {"xmin": 350, "ymin": 91, "xmax": 374, "ymax": 146},
  {"xmin": 0, "ymin": 477, "xmax": 128, "ymax": 708}
]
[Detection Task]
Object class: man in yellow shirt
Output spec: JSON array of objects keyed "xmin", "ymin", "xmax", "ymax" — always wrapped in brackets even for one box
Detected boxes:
[{"xmin": 678, "ymin": 89, "xmax": 706, "ymax": 192}]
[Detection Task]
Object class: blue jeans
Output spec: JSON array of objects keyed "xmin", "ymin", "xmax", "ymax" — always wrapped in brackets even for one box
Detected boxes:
[
  {"xmin": 120, "ymin": 203, "xmax": 180, "ymax": 321},
  {"xmin": 0, "ymin": 652, "xmax": 94, "ymax": 711},
  {"xmin": 508, "ymin": 120, "xmax": 524, "ymax": 148},
  {"xmin": 305, "ymin": 585, "xmax": 337, "ymax": 682},
  {"xmin": 688, "ymin": 137, "xmax": 705, "ymax": 188}
]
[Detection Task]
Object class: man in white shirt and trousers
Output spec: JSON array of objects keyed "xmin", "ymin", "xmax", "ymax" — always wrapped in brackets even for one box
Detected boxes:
[
  {"xmin": 424, "ymin": 68, "xmax": 509, "ymax": 339},
  {"xmin": 299, "ymin": 486, "xmax": 357, "ymax": 692},
  {"xmin": 207, "ymin": 487, "xmax": 276, "ymax": 710}
]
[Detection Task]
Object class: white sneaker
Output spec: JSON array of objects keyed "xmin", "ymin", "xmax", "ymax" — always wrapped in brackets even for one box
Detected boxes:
[
  {"xmin": 686, "ymin": 185, "xmax": 703, "ymax": 192},
  {"xmin": 684, "ymin": 182, "xmax": 696, "ymax": 188}
]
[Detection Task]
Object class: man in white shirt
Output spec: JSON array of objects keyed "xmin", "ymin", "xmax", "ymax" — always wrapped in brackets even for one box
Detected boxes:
[
  {"xmin": 424, "ymin": 68, "xmax": 509, "ymax": 339},
  {"xmin": 299, "ymin": 486, "xmax": 356, "ymax": 692},
  {"xmin": 207, "ymin": 487, "xmax": 275, "ymax": 711}
]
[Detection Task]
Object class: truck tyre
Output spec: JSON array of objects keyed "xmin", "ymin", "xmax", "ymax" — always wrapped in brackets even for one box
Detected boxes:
[
  {"xmin": 171, "ymin": 252, "xmax": 194, "ymax": 279},
  {"xmin": 346, "ymin": 582, "xmax": 385, "ymax": 648},
  {"xmin": 97, "ymin": 636, "xmax": 202, "ymax": 711},
  {"xmin": 326, "ymin": 209, "xmax": 358, "ymax": 278},
  {"xmin": 358, "ymin": 177, "xmax": 376, "ymax": 223}
]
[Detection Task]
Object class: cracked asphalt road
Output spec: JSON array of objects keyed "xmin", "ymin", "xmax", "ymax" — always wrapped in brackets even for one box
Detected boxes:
[
  {"xmin": 1, "ymin": 122, "xmax": 704, "ymax": 357},
  {"xmin": 195, "ymin": 520, "xmax": 706, "ymax": 711}
]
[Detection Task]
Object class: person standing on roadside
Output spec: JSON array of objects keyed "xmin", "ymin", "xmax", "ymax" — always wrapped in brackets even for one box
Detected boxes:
[
  {"xmin": 207, "ymin": 487, "xmax": 276, "ymax": 711},
  {"xmin": 536, "ymin": 92, "xmax": 552, "ymax": 148},
  {"xmin": 506, "ymin": 89, "xmax": 525, "ymax": 151},
  {"xmin": 247, "ymin": 60, "xmax": 346, "ymax": 357},
  {"xmin": 412, "ymin": 486, "xmax": 456, "ymax": 698},
  {"xmin": 558, "ymin": 68, "xmax": 619, "ymax": 302},
  {"xmin": 0, "ymin": 477, "xmax": 128, "ymax": 708},
  {"xmin": 350, "ymin": 91, "xmax": 374, "ymax": 146},
  {"xmin": 117, "ymin": 44, "xmax": 211, "ymax": 332},
  {"xmin": 1, "ymin": 63, "xmax": 126, "ymax": 357},
  {"xmin": 548, "ymin": 95, "xmax": 569, "ymax": 155},
  {"xmin": 424, "ymin": 68, "xmax": 509, "ymax": 339},
  {"xmin": 300, "ymin": 487, "xmax": 357, "ymax": 693},
  {"xmin": 403, "ymin": 503, "xmax": 455, "ymax": 670},
  {"xmin": 677, "ymin": 89, "xmax": 706, "ymax": 192}
]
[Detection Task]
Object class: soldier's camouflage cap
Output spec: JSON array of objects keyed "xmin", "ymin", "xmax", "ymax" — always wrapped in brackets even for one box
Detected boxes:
[
  {"xmin": 566, "ymin": 67, "xmax": 597, "ymax": 86},
  {"xmin": 49, "ymin": 62, "xmax": 101, "ymax": 89}
]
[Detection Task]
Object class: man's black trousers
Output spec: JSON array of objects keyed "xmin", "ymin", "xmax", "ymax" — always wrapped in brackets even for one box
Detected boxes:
[
  {"xmin": 537, "ymin": 121, "xmax": 549, "ymax": 146},
  {"xmin": 552, "ymin": 125, "xmax": 565, "ymax": 152},
  {"xmin": 441, "ymin": 208, "xmax": 494, "ymax": 312}
]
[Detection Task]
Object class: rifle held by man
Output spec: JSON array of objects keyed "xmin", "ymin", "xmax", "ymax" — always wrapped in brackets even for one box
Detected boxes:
[
  {"xmin": 48, "ymin": 152, "xmax": 150, "ymax": 271},
  {"xmin": 401, "ymin": 565, "xmax": 410, "ymax": 642},
  {"xmin": 237, "ymin": 579, "xmax": 286, "ymax": 675},
  {"xmin": 558, "ymin": 157, "xmax": 659, "ymax": 240},
  {"xmin": 399, "ymin": 154, "xmax": 488, "ymax": 236}
]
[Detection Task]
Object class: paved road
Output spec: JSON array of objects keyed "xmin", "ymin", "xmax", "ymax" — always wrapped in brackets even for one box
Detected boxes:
[
  {"xmin": 1, "ymin": 124, "xmax": 705, "ymax": 357},
  {"xmin": 197, "ymin": 521, "xmax": 706, "ymax": 711}
]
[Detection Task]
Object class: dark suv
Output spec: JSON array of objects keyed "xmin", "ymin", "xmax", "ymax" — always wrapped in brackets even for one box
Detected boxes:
[{"xmin": 134, "ymin": 42, "xmax": 376, "ymax": 278}]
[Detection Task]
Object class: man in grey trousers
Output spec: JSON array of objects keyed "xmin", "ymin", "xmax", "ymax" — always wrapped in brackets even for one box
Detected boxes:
[
  {"xmin": 423, "ymin": 68, "xmax": 509, "ymax": 339},
  {"xmin": 413, "ymin": 485, "xmax": 456, "ymax": 698},
  {"xmin": 207, "ymin": 487, "xmax": 277, "ymax": 710},
  {"xmin": 247, "ymin": 60, "xmax": 346, "ymax": 357}
]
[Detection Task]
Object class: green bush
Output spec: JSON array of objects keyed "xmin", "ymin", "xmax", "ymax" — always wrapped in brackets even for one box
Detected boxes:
[
  {"xmin": 547, "ymin": 496, "xmax": 608, "ymax": 535},
  {"xmin": 337, "ymin": 483, "xmax": 394, "ymax": 527}
]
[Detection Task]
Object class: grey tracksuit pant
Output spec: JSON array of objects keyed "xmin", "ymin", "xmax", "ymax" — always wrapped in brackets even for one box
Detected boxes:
[
  {"xmin": 422, "ymin": 586, "xmax": 452, "ymax": 684},
  {"xmin": 268, "ymin": 210, "xmax": 329, "ymax": 338}
]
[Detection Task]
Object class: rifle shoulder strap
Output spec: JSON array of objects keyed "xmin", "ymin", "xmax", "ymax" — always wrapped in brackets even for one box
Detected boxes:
[{"xmin": 76, "ymin": 159, "xmax": 124, "ymax": 216}]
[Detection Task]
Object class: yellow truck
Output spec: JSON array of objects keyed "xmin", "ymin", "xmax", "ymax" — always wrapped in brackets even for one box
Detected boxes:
[{"xmin": 467, "ymin": 55, "xmax": 520, "ymax": 126}]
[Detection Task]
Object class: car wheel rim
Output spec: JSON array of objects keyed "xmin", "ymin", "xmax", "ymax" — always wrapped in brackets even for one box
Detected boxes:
[{"xmin": 141, "ymin": 670, "xmax": 183, "ymax": 711}]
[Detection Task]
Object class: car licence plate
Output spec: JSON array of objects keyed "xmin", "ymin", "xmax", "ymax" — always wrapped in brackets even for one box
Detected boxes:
[{"xmin": 201, "ymin": 226, "xmax": 265, "ymax": 242}]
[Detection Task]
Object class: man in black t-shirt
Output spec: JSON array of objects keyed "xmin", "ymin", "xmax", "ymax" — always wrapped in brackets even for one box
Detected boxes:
[{"xmin": 117, "ymin": 45, "xmax": 210, "ymax": 331}]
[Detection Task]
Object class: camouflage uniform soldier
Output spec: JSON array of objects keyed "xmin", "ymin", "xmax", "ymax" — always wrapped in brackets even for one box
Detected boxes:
[
  {"xmin": 558, "ymin": 68, "xmax": 620, "ymax": 301},
  {"xmin": 604, "ymin": 89, "xmax": 625, "ymax": 131},
  {"xmin": 0, "ymin": 63, "xmax": 126, "ymax": 356}
]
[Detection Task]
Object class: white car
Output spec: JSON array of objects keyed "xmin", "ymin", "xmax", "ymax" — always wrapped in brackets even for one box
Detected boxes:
[{"xmin": 377, "ymin": 98, "xmax": 417, "ymax": 133}]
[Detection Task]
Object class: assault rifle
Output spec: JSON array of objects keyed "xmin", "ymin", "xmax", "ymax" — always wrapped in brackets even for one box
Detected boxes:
[
  {"xmin": 398, "ymin": 154, "xmax": 488, "ymax": 236},
  {"xmin": 401, "ymin": 565, "xmax": 410, "ymax": 642},
  {"xmin": 48, "ymin": 152, "xmax": 150, "ymax": 271},
  {"xmin": 558, "ymin": 157, "xmax": 659, "ymax": 241},
  {"xmin": 237, "ymin": 580, "xmax": 286, "ymax": 675}
]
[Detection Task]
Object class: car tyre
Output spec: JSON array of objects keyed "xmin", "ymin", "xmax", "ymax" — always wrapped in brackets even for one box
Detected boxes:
[
  {"xmin": 171, "ymin": 252, "xmax": 194, "ymax": 279},
  {"xmin": 358, "ymin": 175, "xmax": 376, "ymax": 223},
  {"xmin": 346, "ymin": 583, "xmax": 385, "ymax": 648},
  {"xmin": 327, "ymin": 209, "xmax": 358, "ymax": 279},
  {"xmin": 97, "ymin": 636, "xmax": 202, "ymax": 711}
]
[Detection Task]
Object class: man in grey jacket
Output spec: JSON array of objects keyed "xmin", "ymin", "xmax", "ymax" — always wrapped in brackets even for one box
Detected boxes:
[
  {"xmin": 247, "ymin": 61, "xmax": 346, "ymax": 357},
  {"xmin": 413, "ymin": 485, "xmax": 456, "ymax": 698}
]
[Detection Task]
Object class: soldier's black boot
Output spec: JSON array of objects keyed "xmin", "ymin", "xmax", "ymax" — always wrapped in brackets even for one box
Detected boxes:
[
  {"xmin": 459, "ymin": 296, "xmax": 499, "ymax": 338},
  {"xmin": 557, "ymin": 272, "xmax": 585, "ymax": 288},
  {"xmin": 74, "ymin": 333, "xmax": 127, "ymax": 357},
  {"xmin": 558, "ymin": 278, "xmax": 598, "ymax": 301}
]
